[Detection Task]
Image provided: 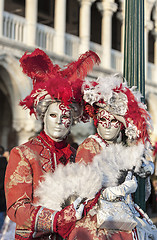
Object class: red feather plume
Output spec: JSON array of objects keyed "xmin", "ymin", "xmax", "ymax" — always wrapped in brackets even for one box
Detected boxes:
[
  {"xmin": 19, "ymin": 48, "xmax": 61, "ymax": 84},
  {"xmin": 19, "ymin": 49, "xmax": 100, "ymax": 120},
  {"xmin": 61, "ymin": 50, "xmax": 100, "ymax": 82}
]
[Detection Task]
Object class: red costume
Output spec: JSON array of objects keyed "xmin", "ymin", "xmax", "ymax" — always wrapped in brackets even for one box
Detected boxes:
[
  {"xmin": 68, "ymin": 136, "xmax": 134, "ymax": 240},
  {"xmin": 4, "ymin": 49, "xmax": 100, "ymax": 240},
  {"xmin": 67, "ymin": 74, "xmax": 156, "ymax": 240},
  {"xmin": 5, "ymin": 131, "xmax": 76, "ymax": 239},
  {"xmin": 21, "ymin": 72, "xmax": 156, "ymax": 240}
]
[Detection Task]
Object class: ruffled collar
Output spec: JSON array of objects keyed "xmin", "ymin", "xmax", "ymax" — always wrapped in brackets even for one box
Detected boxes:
[
  {"xmin": 37, "ymin": 131, "xmax": 73, "ymax": 166},
  {"xmin": 39, "ymin": 130, "xmax": 68, "ymax": 149}
]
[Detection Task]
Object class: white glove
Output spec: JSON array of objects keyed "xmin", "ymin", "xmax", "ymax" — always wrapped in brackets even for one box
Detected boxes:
[
  {"xmin": 102, "ymin": 171, "xmax": 137, "ymax": 201},
  {"xmin": 73, "ymin": 197, "xmax": 84, "ymax": 220},
  {"xmin": 138, "ymin": 160, "xmax": 154, "ymax": 178}
]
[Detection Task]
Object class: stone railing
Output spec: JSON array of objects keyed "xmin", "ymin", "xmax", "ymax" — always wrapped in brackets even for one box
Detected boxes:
[
  {"xmin": 90, "ymin": 41, "xmax": 103, "ymax": 62},
  {"xmin": 36, "ymin": 23, "xmax": 55, "ymax": 52},
  {"xmin": 111, "ymin": 49, "xmax": 123, "ymax": 72},
  {"xmin": 147, "ymin": 62, "xmax": 157, "ymax": 84},
  {"xmin": 3, "ymin": 11, "xmax": 26, "ymax": 43},
  {"xmin": 2, "ymin": 11, "xmax": 156, "ymax": 79},
  {"xmin": 65, "ymin": 33, "xmax": 80, "ymax": 58}
]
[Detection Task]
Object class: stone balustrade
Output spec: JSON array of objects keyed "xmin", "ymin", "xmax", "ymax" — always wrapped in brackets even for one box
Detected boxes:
[
  {"xmin": 1, "ymin": 11, "xmax": 156, "ymax": 81},
  {"xmin": 3, "ymin": 11, "xmax": 25, "ymax": 42}
]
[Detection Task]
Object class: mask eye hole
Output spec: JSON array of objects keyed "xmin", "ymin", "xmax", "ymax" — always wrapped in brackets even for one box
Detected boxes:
[
  {"xmin": 100, "ymin": 118, "xmax": 106, "ymax": 122},
  {"xmin": 62, "ymin": 115, "xmax": 69, "ymax": 119},
  {"xmin": 50, "ymin": 114, "xmax": 57, "ymax": 118},
  {"xmin": 111, "ymin": 119, "xmax": 117, "ymax": 123}
]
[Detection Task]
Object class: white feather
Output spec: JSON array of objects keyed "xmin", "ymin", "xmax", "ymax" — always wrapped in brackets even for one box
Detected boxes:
[
  {"xmin": 35, "ymin": 162, "xmax": 102, "ymax": 211},
  {"xmin": 35, "ymin": 142, "xmax": 144, "ymax": 211},
  {"xmin": 93, "ymin": 142, "xmax": 144, "ymax": 187}
]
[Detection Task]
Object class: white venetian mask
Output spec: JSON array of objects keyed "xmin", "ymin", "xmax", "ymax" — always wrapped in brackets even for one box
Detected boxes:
[
  {"xmin": 97, "ymin": 109, "xmax": 121, "ymax": 143},
  {"xmin": 44, "ymin": 102, "xmax": 72, "ymax": 142}
]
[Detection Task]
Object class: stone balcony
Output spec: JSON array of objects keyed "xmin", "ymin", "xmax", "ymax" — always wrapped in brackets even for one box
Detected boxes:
[{"xmin": 1, "ymin": 11, "xmax": 157, "ymax": 85}]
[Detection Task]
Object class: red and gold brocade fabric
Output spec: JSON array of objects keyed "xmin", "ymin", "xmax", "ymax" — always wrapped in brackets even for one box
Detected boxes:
[
  {"xmin": 5, "ymin": 131, "xmax": 75, "ymax": 240},
  {"xmin": 69, "ymin": 136, "xmax": 134, "ymax": 240},
  {"xmin": 53, "ymin": 204, "xmax": 76, "ymax": 239},
  {"xmin": 75, "ymin": 136, "xmax": 102, "ymax": 164},
  {"xmin": 68, "ymin": 214, "xmax": 133, "ymax": 240}
]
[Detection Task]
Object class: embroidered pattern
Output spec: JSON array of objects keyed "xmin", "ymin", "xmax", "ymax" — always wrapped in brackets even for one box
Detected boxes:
[
  {"xmin": 74, "ymin": 214, "xmax": 120, "ymax": 240},
  {"xmin": 78, "ymin": 138, "xmax": 100, "ymax": 155},
  {"xmin": 15, "ymin": 229, "xmax": 32, "ymax": 239},
  {"xmin": 36, "ymin": 208, "xmax": 53, "ymax": 232},
  {"xmin": 32, "ymin": 138, "xmax": 52, "ymax": 161},
  {"xmin": 32, "ymin": 138, "xmax": 53, "ymax": 172},
  {"xmin": 57, "ymin": 204, "xmax": 76, "ymax": 224},
  {"xmin": 8, "ymin": 149, "xmax": 32, "ymax": 189},
  {"xmin": 12, "ymin": 193, "xmax": 31, "ymax": 211},
  {"xmin": 22, "ymin": 146, "xmax": 40, "ymax": 162}
]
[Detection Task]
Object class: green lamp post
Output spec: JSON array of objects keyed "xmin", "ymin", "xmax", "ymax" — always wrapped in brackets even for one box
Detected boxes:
[{"xmin": 123, "ymin": 0, "xmax": 146, "ymax": 211}]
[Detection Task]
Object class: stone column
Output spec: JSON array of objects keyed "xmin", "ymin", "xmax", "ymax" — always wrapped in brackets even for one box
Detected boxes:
[
  {"xmin": 153, "ymin": 3, "xmax": 157, "ymax": 69},
  {"xmin": 53, "ymin": 0, "xmax": 66, "ymax": 55},
  {"xmin": 25, "ymin": 0, "xmax": 38, "ymax": 46},
  {"xmin": 119, "ymin": 0, "xmax": 125, "ymax": 54},
  {"xmin": 78, "ymin": 0, "xmax": 96, "ymax": 54},
  {"xmin": 145, "ymin": 1, "xmax": 154, "ymax": 78},
  {"xmin": 97, "ymin": 0, "xmax": 117, "ymax": 68},
  {"xmin": 0, "ymin": 0, "xmax": 4, "ymax": 37}
]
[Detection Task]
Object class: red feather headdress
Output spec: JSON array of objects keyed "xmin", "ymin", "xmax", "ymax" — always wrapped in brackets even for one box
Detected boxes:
[
  {"xmin": 19, "ymin": 48, "xmax": 100, "ymax": 118},
  {"xmin": 82, "ymin": 75, "xmax": 152, "ymax": 145}
]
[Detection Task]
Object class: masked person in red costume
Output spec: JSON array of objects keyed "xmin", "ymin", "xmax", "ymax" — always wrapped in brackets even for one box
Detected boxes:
[
  {"xmin": 68, "ymin": 75, "xmax": 157, "ymax": 240},
  {"xmin": 34, "ymin": 74, "xmax": 157, "ymax": 240},
  {"xmin": 4, "ymin": 48, "xmax": 100, "ymax": 240}
]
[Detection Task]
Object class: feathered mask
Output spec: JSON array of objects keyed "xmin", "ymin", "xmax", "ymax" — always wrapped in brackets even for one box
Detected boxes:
[
  {"xmin": 82, "ymin": 75, "xmax": 152, "ymax": 145},
  {"xmin": 19, "ymin": 48, "xmax": 100, "ymax": 120}
]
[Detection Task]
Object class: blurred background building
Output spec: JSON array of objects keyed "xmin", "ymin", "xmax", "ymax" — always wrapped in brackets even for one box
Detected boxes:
[{"xmin": 0, "ymin": 0, "xmax": 157, "ymax": 150}]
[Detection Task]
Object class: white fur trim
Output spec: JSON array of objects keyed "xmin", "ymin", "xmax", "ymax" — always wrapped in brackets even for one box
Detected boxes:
[
  {"xmin": 35, "ymin": 141, "xmax": 144, "ymax": 211},
  {"xmin": 35, "ymin": 162, "xmax": 102, "ymax": 211},
  {"xmin": 92, "ymin": 142, "xmax": 144, "ymax": 187}
]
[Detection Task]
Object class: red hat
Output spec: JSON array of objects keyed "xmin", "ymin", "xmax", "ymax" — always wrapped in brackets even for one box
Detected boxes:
[
  {"xmin": 83, "ymin": 74, "xmax": 152, "ymax": 145},
  {"xmin": 19, "ymin": 48, "xmax": 100, "ymax": 121}
]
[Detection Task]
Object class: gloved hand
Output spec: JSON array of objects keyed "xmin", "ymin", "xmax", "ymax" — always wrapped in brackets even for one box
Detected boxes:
[
  {"xmin": 53, "ymin": 197, "xmax": 84, "ymax": 238},
  {"xmin": 102, "ymin": 171, "xmax": 137, "ymax": 201},
  {"xmin": 73, "ymin": 197, "xmax": 85, "ymax": 220},
  {"xmin": 138, "ymin": 159, "xmax": 154, "ymax": 178}
]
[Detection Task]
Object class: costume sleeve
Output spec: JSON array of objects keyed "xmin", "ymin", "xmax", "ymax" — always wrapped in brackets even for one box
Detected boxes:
[
  {"xmin": 75, "ymin": 137, "xmax": 101, "ymax": 164},
  {"xmin": 75, "ymin": 138, "xmax": 102, "ymax": 215},
  {"xmin": 4, "ymin": 147, "xmax": 57, "ymax": 236}
]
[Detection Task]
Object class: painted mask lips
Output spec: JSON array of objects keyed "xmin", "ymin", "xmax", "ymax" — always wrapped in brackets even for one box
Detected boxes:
[{"xmin": 54, "ymin": 127, "xmax": 62, "ymax": 131}]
